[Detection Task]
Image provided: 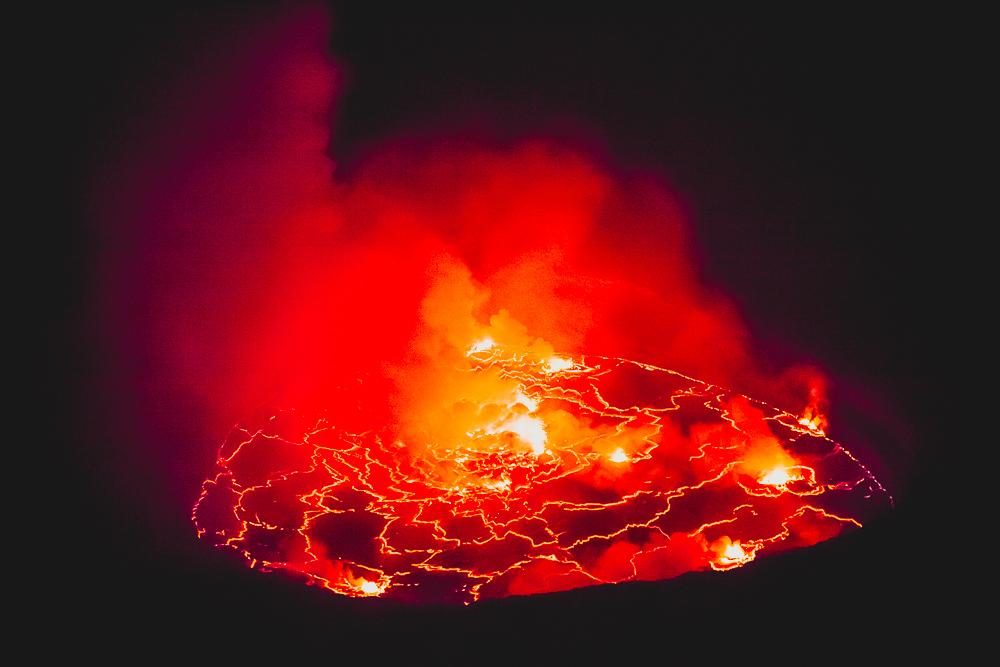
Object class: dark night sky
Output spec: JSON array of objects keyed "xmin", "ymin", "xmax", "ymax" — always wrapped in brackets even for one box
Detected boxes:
[{"xmin": 57, "ymin": 4, "xmax": 962, "ymax": 656}]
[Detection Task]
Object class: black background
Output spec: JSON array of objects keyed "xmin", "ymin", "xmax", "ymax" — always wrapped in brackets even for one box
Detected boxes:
[{"xmin": 58, "ymin": 3, "xmax": 960, "ymax": 656}]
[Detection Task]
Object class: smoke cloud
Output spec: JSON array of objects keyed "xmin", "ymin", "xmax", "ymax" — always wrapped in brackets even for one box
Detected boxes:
[{"xmin": 95, "ymin": 6, "xmax": 831, "ymax": 513}]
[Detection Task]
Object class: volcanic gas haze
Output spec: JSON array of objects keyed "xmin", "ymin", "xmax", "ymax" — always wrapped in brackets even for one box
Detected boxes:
[
  {"xmin": 193, "ymin": 255, "xmax": 890, "ymax": 603},
  {"xmin": 93, "ymin": 7, "xmax": 891, "ymax": 604}
]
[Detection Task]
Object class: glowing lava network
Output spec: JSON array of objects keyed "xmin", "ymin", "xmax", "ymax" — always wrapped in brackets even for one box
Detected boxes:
[
  {"xmin": 193, "ymin": 333, "xmax": 890, "ymax": 604},
  {"xmin": 134, "ymin": 7, "xmax": 899, "ymax": 606}
]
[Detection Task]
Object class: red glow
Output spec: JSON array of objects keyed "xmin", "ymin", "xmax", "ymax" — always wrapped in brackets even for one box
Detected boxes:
[
  {"xmin": 93, "ymin": 8, "xmax": 894, "ymax": 604},
  {"xmin": 193, "ymin": 343, "xmax": 889, "ymax": 603}
]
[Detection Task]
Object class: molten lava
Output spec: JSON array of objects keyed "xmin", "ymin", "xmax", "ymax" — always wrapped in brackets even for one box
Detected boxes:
[
  {"xmin": 193, "ymin": 324, "xmax": 889, "ymax": 604},
  {"xmin": 154, "ymin": 8, "xmax": 894, "ymax": 606}
]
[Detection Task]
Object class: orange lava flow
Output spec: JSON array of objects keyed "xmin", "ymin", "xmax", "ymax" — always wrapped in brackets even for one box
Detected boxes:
[{"xmin": 192, "ymin": 346, "xmax": 890, "ymax": 604}]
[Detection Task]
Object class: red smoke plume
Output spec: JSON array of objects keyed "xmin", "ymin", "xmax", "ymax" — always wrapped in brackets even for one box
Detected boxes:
[
  {"xmin": 97, "ymin": 7, "xmax": 778, "ymax": 429},
  {"xmin": 95, "ymin": 7, "xmax": 881, "ymax": 601}
]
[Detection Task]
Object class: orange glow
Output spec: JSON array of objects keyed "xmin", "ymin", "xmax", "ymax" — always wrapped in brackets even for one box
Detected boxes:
[
  {"xmin": 544, "ymin": 356, "xmax": 575, "ymax": 373},
  {"xmin": 608, "ymin": 447, "xmax": 629, "ymax": 463},
  {"xmin": 798, "ymin": 412, "xmax": 827, "ymax": 436},
  {"xmin": 723, "ymin": 541, "xmax": 746, "ymax": 561},
  {"xmin": 193, "ymin": 296, "xmax": 890, "ymax": 603},
  {"xmin": 101, "ymin": 5, "xmax": 894, "ymax": 607},
  {"xmin": 468, "ymin": 337, "xmax": 496, "ymax": 354},
  {"xmin": 486, "ymin": 413, "xmax": 548, "ymax": 455},
  {"xmin": 358, "ymin": 579, "xmax": 386, "ymax": 596},
  {"xmin": 759, "ymin": 466, "xmax": 802, "ymax": 487},
  {"xmin": 797, "ymin": 378, "xmax": 829, "ymax": 436},
  {"xmin": 712, "ymin": 537, "xmax": 756, "ymax": 569}
]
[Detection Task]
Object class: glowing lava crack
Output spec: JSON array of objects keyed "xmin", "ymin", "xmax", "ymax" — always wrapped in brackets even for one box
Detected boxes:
[{"xmin": 193, "ymin": 349, "xmax": 890, "ymax": 604}]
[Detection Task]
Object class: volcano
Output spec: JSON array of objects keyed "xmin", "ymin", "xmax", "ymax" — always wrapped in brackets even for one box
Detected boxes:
[{"xmin": 194, "ymin": 343, "xmax": 889, "ymax": 604}]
